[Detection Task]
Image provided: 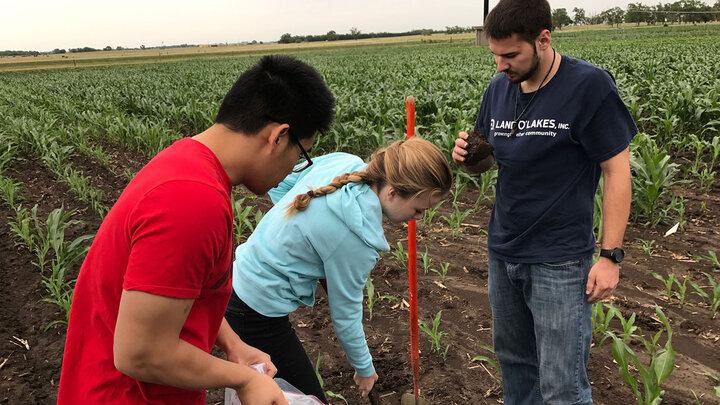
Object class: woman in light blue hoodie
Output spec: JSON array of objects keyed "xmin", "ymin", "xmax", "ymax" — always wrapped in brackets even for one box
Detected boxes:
[{"xmin": 225, "ymin": 137, "xmax": 452, "ymax": 401}]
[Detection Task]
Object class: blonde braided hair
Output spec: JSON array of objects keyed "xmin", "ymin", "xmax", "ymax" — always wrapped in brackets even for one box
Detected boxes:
[
  {"xmin": 285, "ymin": 137, "xmax": 452, "ymax": 217},
  {"xmin": 285, "ymin": 171, "xmax": 369, "ymax": 216}
]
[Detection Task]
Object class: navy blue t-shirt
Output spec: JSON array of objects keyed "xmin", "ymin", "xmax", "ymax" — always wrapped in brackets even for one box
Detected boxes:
[{"xmin": 474, "ymin": 55, "xmax": 637, "ymax": 263}]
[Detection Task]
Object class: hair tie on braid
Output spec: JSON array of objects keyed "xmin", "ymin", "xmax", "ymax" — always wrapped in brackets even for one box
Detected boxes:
[{"xmin": 306, "ymin": 190, "xmax": 315, "ymax": 198}]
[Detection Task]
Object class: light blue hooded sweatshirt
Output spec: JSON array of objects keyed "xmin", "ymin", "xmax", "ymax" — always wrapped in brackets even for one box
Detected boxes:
[{"xmin": 232, "ymin": 152, "xmax": 391, "ymax": 377}]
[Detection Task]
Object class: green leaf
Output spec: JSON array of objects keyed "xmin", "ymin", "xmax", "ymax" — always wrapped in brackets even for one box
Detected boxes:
[{"xmin": 652, "ymin": 348, "xmax": 676, "ymax": 385}]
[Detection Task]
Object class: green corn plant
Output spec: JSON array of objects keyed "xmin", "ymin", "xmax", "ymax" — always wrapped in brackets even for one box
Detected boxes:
[
  {"xmin": 451, "ymin": 174, "xmax": 469, "ymax": 204},
  {"xmin": 593, "ymin": 175, "xmax": 604, "ymax": 242},
  {"xmin": 19, "ymin": 206, "xmax": 93, "ymax": 328},
  {"xmin": 672, "ymin": 276, "xmax": 690, "ymax": 306},
  {"xmin": 471, "ymin": 345, "xmax": 502, "ymax": 388},
  {"xmin": 421, "ymin": 200, "xmax": 444, "ymax": 228},
  {"xmin": 8, "ymin": 205, "xmax": 36, "ymax": 252},
  {"xmin": 692, "ymin": 250, "xmax": 720, "ymax": 271},
  {"xmin": 689, "ymin": 273, "xmax": 720, "ymax": 319},
  {"xmin": 683, "ymin": 134, "xmax": 718, "ymax": 191},
  {"xmin": 75, "ymin": 140, "xmax": 114, "ymax": 174},
  {"xmin": 251, "ymin": 210, "xmax": 265, "ymax": 232},
  {"xmin": 50, "ymin": 227, "xmax": 93, "ymax": 280},
  {"xmin": 670, "ymin": 195, "xmax": 686, "ymax": 231},
  {"xmin": 0, "ymin": 176, "xmax": 23, "ymax": 210},
  {"xmin": 364, "ymin": 276, "xmax": 396, "ymax": 320},
  {"xmin": 32, "ymin": 206, "xmax": 93, "ymax": 274},
  {"xmin": 231, "ymin": 195, "xmax": 264, "ymax": 244},
  {"xmin": 475, "ymin": 168, "xmax": 497, "ymax": 207},
  {"xmin": 617, "ymin": 311, "xmax": 640, "ymax": 344},
  {"xmin": 636, "ymin": 239, "xmax": 655, "ymax": 256},
  {"xmin": 605, "ymin": 305, "xmax": 675, "ymax": 405},
  {"xmin": 41, "ymin": 269, "xmax": 75, "ymax": 329},
  {"xmin": 704, "ymin": 370, "xmax": 720, "ymax": 398},
  {"xmin": 419, "ymin": 310, "xmax": 449, "ymax": 359},
  {"xmin": 591, "ymin": 302, "xmax": 621, "ymax": 350},
  {"xmin": 39, "ymin": 142, "xmax": 74, "ymax": 172},
  {"xmin": 707, "ymin": 136, "xmax": 720, "ymax": 171},
  {"xmin": 451, "ymin": 170, "xmax": 476, "ymax": 201},
  {"xmin": 41, "ymin": 207, "xmax": 92, "ymax": 266},
  {"xmin": 696, "ymin": 165, "xmax": 716, "ymax": 191},
  {"xmin": 419, "ymin": 247, "xmax": 432, "ymax": 274},
  {"xmin": 123, "ymin": 168, "xmax": 137, "ymax": 183},
  {"xmin": 314, "ymin": 353, "xmax": 349, "ymax": 405},
  {"xmin": 629, "ymin": 133, "xmax": 682, "ymax": 227},
  {"xmin": 683, "ymin": 134, "xmax": 708, "ymax": 174},
  {"xmin": 390, "ymin": 241, "xmax": 408, "ymax": 269},
  {"xmin": 441, "ymin": 201, "xmax": 473, "ymax": 240},
  {"xmin": 430, "ymin": 262, "xmax": 452, "ymax": 282},
  {"xmin": 0, "ymin": 142, "xmax": 18, "ymax": 173},
  {"xmin": 58, "ymin": 166, "xmax": 108, "ymax": 218},
  {"xmin": 651, "ymin": 272, "xmax": 676, "ymax": 301},
  {"xmin": 30, "ymin": 205, "xmax": 52, "ymax": 273}
]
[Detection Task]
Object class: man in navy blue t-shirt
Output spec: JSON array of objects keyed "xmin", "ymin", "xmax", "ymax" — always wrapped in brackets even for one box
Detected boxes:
[{"xmin": 452, "ymin": 0, "xmax": 637, "ymax": 403}]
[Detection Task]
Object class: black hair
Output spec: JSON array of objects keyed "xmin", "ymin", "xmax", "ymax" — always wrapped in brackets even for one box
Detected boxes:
[
  {"xmin": 215, "ymin": 55, "xmax": 335, "ymax": 140},
  {"xmin": 484, "ymin": 0, "xmax": 553, "ymax": 44}
]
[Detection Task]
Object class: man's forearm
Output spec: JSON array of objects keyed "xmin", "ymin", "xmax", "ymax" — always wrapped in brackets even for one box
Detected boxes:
[
  {"xmin": 600, "ymin": 154, "xmax": 631, "ymax": 249},
  {"xmin": 114, "ymin": 291, "xmax": 255, "ymax": 391},
  {"xmin": 216, "ymin": 317, "xmax": 243, "ymax": 354},
  {"xmin": 117, "ymin": 335, "xmax": 255, "ymax": 391}
]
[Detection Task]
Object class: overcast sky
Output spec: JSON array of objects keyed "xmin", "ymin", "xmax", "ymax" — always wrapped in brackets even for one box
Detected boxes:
[{"xmin": 2, "ymin": 0, "xmax": 647, "ymax": 52}]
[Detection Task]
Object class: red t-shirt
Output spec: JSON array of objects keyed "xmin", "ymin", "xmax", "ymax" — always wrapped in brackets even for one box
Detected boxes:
[{"xmin": 58, "ymin": 138, "xmax": 233, "ymax": 404}]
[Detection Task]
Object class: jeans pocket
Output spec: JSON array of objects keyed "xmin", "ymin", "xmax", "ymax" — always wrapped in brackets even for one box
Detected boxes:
[{"xmin": 540, "ymin": 259, "xmax": 582, "ymax": 269}]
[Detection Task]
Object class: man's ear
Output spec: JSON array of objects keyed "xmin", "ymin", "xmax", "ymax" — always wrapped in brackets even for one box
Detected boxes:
[
  {"xmin": 267, "ymin": 123, "xmax": 290, "ymax": 152},
  {"xmin": 537, "ymin": 29, "xmax": 552, "ymax": 51}
]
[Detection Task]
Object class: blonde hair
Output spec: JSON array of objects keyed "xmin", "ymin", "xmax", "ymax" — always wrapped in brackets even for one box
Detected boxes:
[{"xmin": 286, "ymin": 137, "xmax": 452, "ymax": 216}]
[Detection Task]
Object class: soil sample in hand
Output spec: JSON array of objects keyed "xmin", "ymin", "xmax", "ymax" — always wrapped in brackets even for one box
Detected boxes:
[{"xmin": 463, "ymin": 131, "xmax": 494, "ymax": 167}]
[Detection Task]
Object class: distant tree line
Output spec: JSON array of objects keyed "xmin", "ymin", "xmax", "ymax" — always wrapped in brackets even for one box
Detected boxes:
[
  {"xmin": 0, "ymin": 50, "xmax": 41, "ymax": 56},
  {"xmin": 278, "ymin": 26, "xmax": 472, "ymax": 44},
  {"xmin": 1, "ymin": 43, "xmax": 201, "ymax": 56},
  {"xmin": 552, "ymin": 0, "xmax": 720, "ymax": 29}
]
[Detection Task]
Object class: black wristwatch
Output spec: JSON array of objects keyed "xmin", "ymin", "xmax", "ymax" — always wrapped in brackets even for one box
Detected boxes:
[{"xmin": 599, "ymin": 248, "xmax": 625, "ymax": 264}]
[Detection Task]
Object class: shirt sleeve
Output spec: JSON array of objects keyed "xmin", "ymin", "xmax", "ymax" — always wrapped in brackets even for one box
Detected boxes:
[
  {"xmin": 124, "ymin": 181, "xmax": 231, "ymax": 298},
  {"xmin": 473, "ymin": 85, "xmax": 492, "ymax": 140},
  {"xmin": 323, "ymin": 232, "xmax": 380, "ymax": 377},
  {"xmin": 574, "ymin": 71, "xmax": 638, "ymax": 162}
]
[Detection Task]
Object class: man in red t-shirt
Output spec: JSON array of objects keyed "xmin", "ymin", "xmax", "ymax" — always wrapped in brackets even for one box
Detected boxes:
[{"xmin": 58, "ymin": 55, "xmax": 335, "ymax": 405}]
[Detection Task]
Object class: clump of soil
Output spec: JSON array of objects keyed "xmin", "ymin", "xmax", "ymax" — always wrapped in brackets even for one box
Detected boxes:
[{"xmin": 464, "ymin": 131, "xmax": 494, "ymax": 167}]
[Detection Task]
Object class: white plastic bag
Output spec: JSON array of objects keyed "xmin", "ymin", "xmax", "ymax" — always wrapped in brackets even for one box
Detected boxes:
[{"xmin": 224, "ymin": 363, "xmax": 325, "ymax": 405}]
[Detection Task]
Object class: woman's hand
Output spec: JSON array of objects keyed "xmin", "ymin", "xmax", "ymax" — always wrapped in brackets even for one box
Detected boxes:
[{"xmin": 354, "ymin": 371, "xmax": 379, "ymax": 397}]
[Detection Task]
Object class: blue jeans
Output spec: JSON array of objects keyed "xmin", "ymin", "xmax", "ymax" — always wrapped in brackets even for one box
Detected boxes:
[{"xmin": 488, "ymin": 253, "xmax": 593, "ymax": 405}]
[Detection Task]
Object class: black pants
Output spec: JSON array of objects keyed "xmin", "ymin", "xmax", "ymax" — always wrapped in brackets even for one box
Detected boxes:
[{"xmin": 225, "ymin": 291, "xmax": 327, "ymax": 402}]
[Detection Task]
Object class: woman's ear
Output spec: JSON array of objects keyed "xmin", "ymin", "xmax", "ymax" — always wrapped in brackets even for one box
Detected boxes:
[{"xmin": 385, "ymin": 185, "xmax": 397, "ymax": 200}]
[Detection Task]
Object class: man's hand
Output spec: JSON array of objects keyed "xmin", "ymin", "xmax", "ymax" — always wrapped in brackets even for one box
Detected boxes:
[
  {"xmin": 234, "ymin": 372, "xmax": 288, "ymax": 405},
  {"xmin": 354, "ymin": 371, "xmax": 378, "ymax": 398},
  {"xmin": 586, "ymin": 258, "xmax": 619, "ymax": 303},
  {"xmin": 225, "ymin": 340, "xmax": 278, "ymax": 377},
  {"xmin": 452, "ymin": 132, "xmax": 495, "ymax": 174},
  {"xmin": 452, "ymin": 132, "xmax": 471, "ymax": 164}
]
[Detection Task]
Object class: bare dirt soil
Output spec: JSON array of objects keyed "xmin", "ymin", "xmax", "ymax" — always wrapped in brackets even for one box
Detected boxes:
[{"xmin": 1, "ymin": 143, "xmax": 719, "ymax": 404}]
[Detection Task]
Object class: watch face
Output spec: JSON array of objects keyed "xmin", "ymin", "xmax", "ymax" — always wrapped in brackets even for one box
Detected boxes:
[
  {"xmin": 614, "ymin": 248, "xmax": 625, "ymax": 262},
  {"xmin": 601, "ymin": 248, "xmax": 625, "ymax": 263}
]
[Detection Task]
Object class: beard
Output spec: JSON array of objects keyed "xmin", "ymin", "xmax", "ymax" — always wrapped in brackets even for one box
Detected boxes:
[{"xmin": 505, "ymin": 46, "xmax": 540, "ymax": 84}]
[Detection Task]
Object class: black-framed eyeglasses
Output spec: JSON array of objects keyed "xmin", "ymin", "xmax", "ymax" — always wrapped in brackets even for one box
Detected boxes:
[{"xmin": 289, "ymin": 132, "xmax": 313, "ymax": 173}]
